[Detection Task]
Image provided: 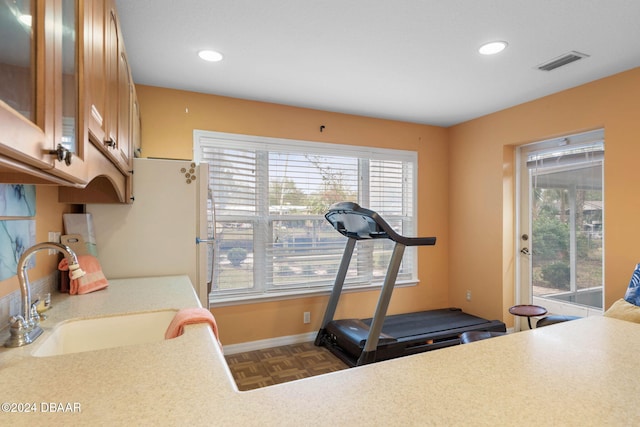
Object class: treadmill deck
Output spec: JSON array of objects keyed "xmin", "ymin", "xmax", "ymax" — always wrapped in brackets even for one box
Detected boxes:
[{"xmin": 319, "ymin": 308, "xmax": 506, "ymax": 366}]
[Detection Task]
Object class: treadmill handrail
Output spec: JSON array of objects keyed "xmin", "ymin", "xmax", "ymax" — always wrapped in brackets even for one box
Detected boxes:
[{"xmin": 325, "ymin": 201, "xmax": 436, "ymax": 246}]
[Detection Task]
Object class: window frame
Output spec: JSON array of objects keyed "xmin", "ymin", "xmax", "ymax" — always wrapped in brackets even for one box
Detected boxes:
[{"xmin": 194, "ymin": 130, "xmax": 419, "ymax": 305}]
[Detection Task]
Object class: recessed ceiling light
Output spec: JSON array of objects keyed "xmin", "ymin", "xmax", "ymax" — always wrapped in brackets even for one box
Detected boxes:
[
  {"xmin": 478, "ymin": 41, "xmax": 508, "ymax": 55},
  {"xmin": 198, "ymin": 50, "xmax": 223, "ymax": 62}
]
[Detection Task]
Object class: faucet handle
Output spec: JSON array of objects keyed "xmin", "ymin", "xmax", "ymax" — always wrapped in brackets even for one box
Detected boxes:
[
  {"xmin": 29, "ymin": 302, "xmax": 41, "ymax": 324},
  {"xmin": 8, "ymin": 315, "xmax": 27, "ymax": 329},
  {"xmin": 4, "ymin": 315, "xmax": 43, "ymax": 347}
]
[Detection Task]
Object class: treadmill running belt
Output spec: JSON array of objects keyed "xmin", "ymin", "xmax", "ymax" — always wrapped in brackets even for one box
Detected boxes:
[
  {"xmin": 361, "ymin": 308, "xmax": 490, "ymax": 338},
  {"xmin": 321, "ymin": 307, "xmax": 506, "ymax": 366}
]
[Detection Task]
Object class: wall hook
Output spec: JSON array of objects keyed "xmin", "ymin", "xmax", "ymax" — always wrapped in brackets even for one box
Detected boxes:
[{"xmin": 320, "ymin": 125, "xmax": 325, "ymax": 132}]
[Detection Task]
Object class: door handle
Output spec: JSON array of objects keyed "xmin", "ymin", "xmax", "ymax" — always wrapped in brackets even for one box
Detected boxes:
[
  {"xmin": 196, "ymin": 237, "xmax": 215, "ymax": 244},
  {"xmin": 520, "ymin": 247, "xmax": 530, "ymax": 255},
  {"xmin": 195, "ymin": 237, "xmax": 216, "ymax": 290}
]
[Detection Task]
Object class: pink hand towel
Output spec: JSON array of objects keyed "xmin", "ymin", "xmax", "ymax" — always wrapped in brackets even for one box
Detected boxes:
[
  {"xmin": 58, "ymin": 255, "xmax": 109, "ymax": 295},
  {"xmin": 165, "ymin": 308, "xmax": 221, "ymax": 346}
]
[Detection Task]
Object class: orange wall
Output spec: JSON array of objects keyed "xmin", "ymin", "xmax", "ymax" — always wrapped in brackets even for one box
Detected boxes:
[
  {"xmin": 136, "ymin": 85, "xmax": 450, "ymax": 345},
  {"xmin": 137, "ymin": 67, "xmax": 639, "ymax": 343},
  {"xmin": 0, "ymin": 186, "xmax": 75, "ymax": 299},
  {"xmin": 448, "ymin": 67, "xmax": 640, "ymax": 325}
]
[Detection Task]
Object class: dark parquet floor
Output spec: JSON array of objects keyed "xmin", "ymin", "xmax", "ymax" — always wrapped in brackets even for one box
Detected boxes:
[{"xmin": 225, "ymin": 341, "xmax": 349, "ymax": 391}]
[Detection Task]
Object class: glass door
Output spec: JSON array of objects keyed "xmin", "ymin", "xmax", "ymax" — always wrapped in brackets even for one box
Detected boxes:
[
  {"xmin": 60, "ymin": 0, "xmax": 78, "ymax": 156},
  {"xmin": 0, "ymin": 0, "xmax": 35, "ymax": 121},
  {"xmin": 517, "ymin": 130, "xmax": 604, "ymax": 329}
]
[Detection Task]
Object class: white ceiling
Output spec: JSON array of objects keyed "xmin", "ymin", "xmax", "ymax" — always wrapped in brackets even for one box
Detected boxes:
[{"xmin": 115, "ymin": 0, "xmax": 640, "ymax": 127}]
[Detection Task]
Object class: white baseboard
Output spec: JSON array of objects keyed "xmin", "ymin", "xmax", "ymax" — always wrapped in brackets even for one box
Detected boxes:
[{"xmin": 223, "ymin": 332, "xmax": 317, "ymax": 355}]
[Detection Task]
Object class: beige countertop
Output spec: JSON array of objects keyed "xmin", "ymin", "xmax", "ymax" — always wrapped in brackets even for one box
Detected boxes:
[{"xmin": 1, "ymin": 275, "xmax": 638, "ymax": 426}]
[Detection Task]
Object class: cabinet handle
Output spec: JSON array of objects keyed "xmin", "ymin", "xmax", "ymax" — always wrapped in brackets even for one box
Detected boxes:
[
  {"xmin": 46, "ymin": 144, "xmax": 71, "ymax": 165},
  {"xmin": 104, "ymin": 138, "xmax": 116, "ymax": 148},
  {"xmin": 64, "ymin": 150, "xmax": 73, "ymax": 166}
]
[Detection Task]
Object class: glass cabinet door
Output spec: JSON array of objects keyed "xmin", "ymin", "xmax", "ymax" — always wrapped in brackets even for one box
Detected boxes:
[
  {"xmin": 61, "ymin": 0, "xmax": 77, "ymax": 155},
  {"xmin": 0, "ymin": 0, "xmax": 36, "ymax": 122},
  {"xmin": 53, "ymin": 0, "xmax": 87, "ymax": 184}
]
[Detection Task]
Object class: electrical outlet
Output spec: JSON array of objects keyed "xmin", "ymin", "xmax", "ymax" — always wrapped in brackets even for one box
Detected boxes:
[
  {"xmin": 303, "ymin": 311, "xmax": 311, "ymax": 324},
  {"xmin": 48, "ymin": 231, "xmax": 61, "ymax": 255},
  {"xmin": 466, "ymin": 290, "xmax": 472, "ymax": 301}
]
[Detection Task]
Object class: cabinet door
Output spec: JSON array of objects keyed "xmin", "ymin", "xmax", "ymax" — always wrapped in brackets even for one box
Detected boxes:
[
  {"xmin": 0, "ymin": 1, "xmax": 36, "ymax": 123},
  {"xmin": 125, "ymin": 86, "xmax": 140, "ymax": 201},
  {"xmin": 0, "ymin": 0, "xmax": 52, "ymax": 170},
  {"xmin": 131, "ymin": 88, "xmax": 141, "ymax": 158},
  {"xmin": 104, "ymin": 1, "xmax": 118, "ymax": 153},
  {"xmin": 101, "ymin": 0, "xmax": 131, "ymax": 174},
  {"xmin": 117, "ymin": 49, "xmax": 131, "ymax": 170},
  {"xmin": 84, "ymin": 0, "xmax": 106, "ymax": 145},
  {"xmin": 49, "ymin": 0, "xmax": 88, "ymax": 183}
]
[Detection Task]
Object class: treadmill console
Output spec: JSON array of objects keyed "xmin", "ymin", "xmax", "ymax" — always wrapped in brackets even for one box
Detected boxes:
[
  {"xmin": 325, "ymin": 202, "xmax": 387, "ymax": 239},
  {"xmin": 325, "ymin": 201, "xmax": 436, "ymax": 246}
]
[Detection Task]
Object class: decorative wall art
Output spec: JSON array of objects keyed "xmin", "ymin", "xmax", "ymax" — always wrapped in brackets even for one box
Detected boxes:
[
  {"xmin": 0, "ymin": 220, "xmax": 36, "ymax": 281},
  {"xmin": 0, "ymin": 184, "xmax": 37, "ymax": 281},
  {"xmin": 0, "ymin": 184, "xmax": 36, "ymax": 217}
]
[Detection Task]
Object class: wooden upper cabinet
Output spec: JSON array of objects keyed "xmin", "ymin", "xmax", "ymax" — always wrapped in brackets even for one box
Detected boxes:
[
  {"xmin": 84, "ymin": 0, "xmax": 132, "ymax": 175},
  {"xmin": 60, "ymin": 0, "xmax": 135, "ymax": 203},
  {"xmin": 0, "ymin": 0, "xmax": 134, "ymax": 198},
  {"xmin": 0, "ymin": 0, "xmax": 86, "ymax": 184}
]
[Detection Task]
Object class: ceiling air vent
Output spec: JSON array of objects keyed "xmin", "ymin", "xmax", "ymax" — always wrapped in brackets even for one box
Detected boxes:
[{"xmin": 536, "ymin": 51, "xmax": 589, "ymax": 71}]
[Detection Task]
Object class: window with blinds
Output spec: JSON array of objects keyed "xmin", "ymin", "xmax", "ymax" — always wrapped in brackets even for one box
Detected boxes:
[{"xmin": 194, "ymin": 130, "xmax": 418, "ymax": 301}]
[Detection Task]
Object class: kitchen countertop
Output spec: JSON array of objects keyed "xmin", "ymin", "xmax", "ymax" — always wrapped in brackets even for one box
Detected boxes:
[{"xmin": 1, "ymin": 275, "xmax": 638, "ymax": 426}]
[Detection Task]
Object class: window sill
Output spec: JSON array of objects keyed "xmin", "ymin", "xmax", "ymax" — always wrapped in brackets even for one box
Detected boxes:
[{"xmin": 208, "ymin": 280, "xmax": 418, "ymax": 308}]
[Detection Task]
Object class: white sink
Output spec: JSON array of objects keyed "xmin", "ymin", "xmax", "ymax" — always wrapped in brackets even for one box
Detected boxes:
[{"xmin": 33, "ymin": 309, "xmax": 178, "ymax": 357}]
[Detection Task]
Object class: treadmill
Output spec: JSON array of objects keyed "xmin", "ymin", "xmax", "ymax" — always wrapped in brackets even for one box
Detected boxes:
[{"xmin": 314, "ymin": 202, "xmax": 506, "ymax": 367}]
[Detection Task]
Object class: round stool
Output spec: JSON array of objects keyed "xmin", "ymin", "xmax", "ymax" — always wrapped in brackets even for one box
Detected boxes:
[{"xmin": 509, "ymin": 304, "xmax": 547, "ymax": 329}]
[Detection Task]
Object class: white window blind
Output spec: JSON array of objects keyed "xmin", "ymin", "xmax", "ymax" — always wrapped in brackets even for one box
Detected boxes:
[{"xmin": 194, "ymin": 130, "xmax": 418, "ymax": 302}]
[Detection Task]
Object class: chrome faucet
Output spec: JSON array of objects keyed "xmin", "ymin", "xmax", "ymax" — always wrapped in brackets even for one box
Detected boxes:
[{"xmin": 4, "ymin": 242, "xmax": 85, "ymax": 348}]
